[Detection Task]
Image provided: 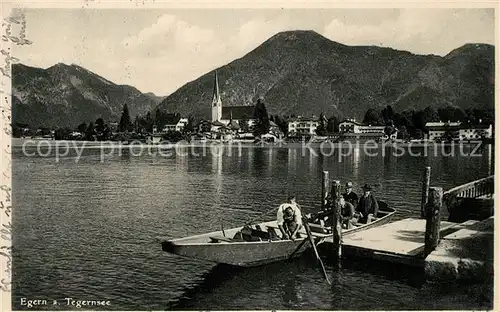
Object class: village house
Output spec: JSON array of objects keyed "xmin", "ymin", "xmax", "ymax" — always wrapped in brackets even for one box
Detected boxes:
[
  {"xmin": 287, "ymin": 116, "xmax": 319, "ymax": 135},
  {"xmin": 163, "ymin": 117, "xmax": 189, "ymax": 132},
  {"xmin": 339, "ymin": 118, "xmax": 387, "ymax": 134},
  {"xmin": 338, "ymin": 118, "xmax": 397, "ymax": 140},
  {"xmin": 459, "ymin": 124, "xmax": 493, "ymax": 140},
  {"xmin": 425, "ymin": 121, "xmax": 493, "ymax": 141}
]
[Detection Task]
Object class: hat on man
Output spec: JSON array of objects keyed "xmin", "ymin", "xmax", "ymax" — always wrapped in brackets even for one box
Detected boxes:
[
  {"xmin": 346, "ymin": 182, "xmax": 353, "ymax": 188},
  {"xmin": 362, "ymin": 184, "xmax": 372, "ymax": 191}
]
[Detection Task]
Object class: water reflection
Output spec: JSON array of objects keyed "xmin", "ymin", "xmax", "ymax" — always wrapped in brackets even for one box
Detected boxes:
[
  {"xmin": 281, "ymin": 271, "xmax": 301, "ymax": 308},
  {"xmin": 352, "ymin": 146, "xmax": 360, "ymax": 179},
  {"xmin": 288, "ymin": 148, "xmax": 298, "ymax": 171},
  {"xmin": 253, "ymin": 148, "xmax": 266, "ymax": 174},
  {"xmin": 12, "ymin": 144, "xmax": 494, "ymax": 311}
]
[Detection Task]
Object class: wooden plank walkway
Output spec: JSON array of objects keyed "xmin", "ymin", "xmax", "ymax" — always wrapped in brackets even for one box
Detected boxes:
[{"xmin": 323, "ymin": 218, "xmax": 464, "ymax": 266}]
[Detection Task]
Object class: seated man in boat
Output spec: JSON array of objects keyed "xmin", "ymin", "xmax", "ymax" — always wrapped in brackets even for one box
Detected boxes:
[
  {"xmin": 339, "ymin": 195, "xmax": 357, "ymax": 229},
  {"xmin": 276, "ymin": 196, "xmax": 302, "ymax": 240},
  {"xmin": 342, "ymin": 182, "xmax": 359, "ymax": 207},
  {"xmin": 309, "ymin": 195, "xmax": 356, "ymax": 229},
  {"xmin": 355, "ymin": 184, "xmax": 379, "ymax": 223}
]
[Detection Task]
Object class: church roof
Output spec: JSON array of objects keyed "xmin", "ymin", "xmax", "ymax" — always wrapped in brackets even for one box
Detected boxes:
[
  {"xmin": 221, "ymin": 106, "xmax": 255, "ymax": 120},
  {"xmin": 212, "ymin": 120, "xmax": 225, "ymax": 126},
  {"xmin": 212, "ymin": 71, "xmax": 221, "ymax": 106}
]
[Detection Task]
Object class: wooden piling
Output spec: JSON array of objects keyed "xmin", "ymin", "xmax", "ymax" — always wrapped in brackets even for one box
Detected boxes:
[
  {"xmin": 421, "ymin": 166, "xmax": 431, "ymax": 218},
  {"xmin": 331, "ymin": 180, "xmax": 342, "ymax": 261},
  {"xmin": 321, "ymin": 171, "xmax": 330, "ymax": 210},
  {"xmin": 424, "ymin": 187, "xmax": 442, "ymax": 256}
]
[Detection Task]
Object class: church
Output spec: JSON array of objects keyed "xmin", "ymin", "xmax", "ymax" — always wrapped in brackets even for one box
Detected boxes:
[{"xmin": 210, "ymin": 71, "xmax": 256, "ymax": 132}]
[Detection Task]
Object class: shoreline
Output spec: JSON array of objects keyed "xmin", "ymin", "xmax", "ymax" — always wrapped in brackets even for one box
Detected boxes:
[{"xmin": 11, "ymin": 137, "xmax": 493, "ymax": 149}]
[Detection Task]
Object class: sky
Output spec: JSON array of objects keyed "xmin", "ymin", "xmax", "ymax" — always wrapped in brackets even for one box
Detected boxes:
[{"xmin": 13, "ymin": 8, "xmax": 495, "ymax": 96}]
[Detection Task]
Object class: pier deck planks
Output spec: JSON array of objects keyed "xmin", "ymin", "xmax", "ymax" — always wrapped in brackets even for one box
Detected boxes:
[{"xmin": 324, "ymin": 218, "xmax": 459, "ymax": 259}]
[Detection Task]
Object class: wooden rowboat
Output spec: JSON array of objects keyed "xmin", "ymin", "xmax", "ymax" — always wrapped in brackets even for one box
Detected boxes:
[{"xmin": 161, "ymin": 202, "xmax": 396, "ymax": 267}]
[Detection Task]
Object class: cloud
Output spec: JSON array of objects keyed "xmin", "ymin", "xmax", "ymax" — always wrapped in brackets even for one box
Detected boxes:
[
  {"xmin": 20, "ymin": 9, "xmax": 492, "ymax": 96},
  {"xmin": 119, "ymin": 14, "xmax": 300, "ymax": 94},
  {"xmin": 122, "ymin": 14, "xmax": 216, "ymax": 56},
  {"xmin": 230, "ymin": 16, "xmax": 295, "ymax": 52},
  {"xmin": 323, "ymin": 9, "xmax": 494, "ymax": 55}
]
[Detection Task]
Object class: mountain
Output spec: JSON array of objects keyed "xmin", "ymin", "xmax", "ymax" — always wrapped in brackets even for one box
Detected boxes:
[
  {"xmin": 12, "ymin": 63, "xmax": 163, "ymax": 128},
  {"xmin": 158, "ymin": 30, "xmax": 494, "ymax": 120}
]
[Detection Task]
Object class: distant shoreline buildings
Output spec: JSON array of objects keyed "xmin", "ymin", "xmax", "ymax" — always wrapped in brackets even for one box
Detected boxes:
[{"xmin": 17, "ymin": 72, "xmax": 494, "ymax": 144}]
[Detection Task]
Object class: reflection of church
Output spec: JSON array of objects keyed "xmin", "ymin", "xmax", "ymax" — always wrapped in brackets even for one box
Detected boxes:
[{"xmin": 210, "ymin": 71, "xmax": 256, "ymax": 133}]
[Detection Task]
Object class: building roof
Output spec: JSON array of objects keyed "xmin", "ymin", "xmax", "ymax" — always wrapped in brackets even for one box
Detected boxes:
[
  {"xmin": 221, "ymin": 106, "xmax": 255, "ymax": 120},
  {"xmin": 163, "ymin": 114, "xmax": 182, "ymax": 126},
  {"xmin": 212, "ymin": 71, "xmax": 221, "ymax": 106},
  {"xmin": 459, "ymin": 123, "xmax": 492, "ymax": 130},
  {"xmin": 425, "ymin": 121, "xmax": 461, "ymax": 127},
  {"xmin": 343, "ymin": 132, "xmax": 384, "ymax": 137},
  {"xmin": 427, "ymin": 126, "xmax": 461, "ymax": 131},
  {"xmin": 288, "ymin": 116, "xmax": 320, "ymax": 122},
  {"xmin": 339, "ymin": 119, "xmax": 365, "ymax": 126}
]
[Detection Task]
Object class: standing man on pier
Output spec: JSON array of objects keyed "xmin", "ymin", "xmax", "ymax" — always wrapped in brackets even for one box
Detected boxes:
[
  {"xmin": 277, "ymin": 195, "xmax": 303, "ymax": 240},
  {"xmin": 356, "ymin": 184, "xmax": 379, "ymax": 223}
]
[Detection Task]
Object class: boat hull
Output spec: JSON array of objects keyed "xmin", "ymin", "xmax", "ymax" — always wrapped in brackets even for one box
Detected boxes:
[{"xmin": 162, "ymin": 237, "xmax": 312, "ymax": 267}]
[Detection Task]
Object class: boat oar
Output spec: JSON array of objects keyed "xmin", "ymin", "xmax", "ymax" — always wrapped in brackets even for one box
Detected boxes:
[
  {"xmin": 303, "ymin": 219, "xmax": 331, "ymax": 285},
  {"xmin": 287, "ymin": 238, "xmax": 308, "ymax": 260}
]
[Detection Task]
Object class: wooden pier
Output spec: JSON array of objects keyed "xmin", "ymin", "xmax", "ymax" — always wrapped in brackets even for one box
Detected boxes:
[
  {"xmin": 323, "ymin": 218, "xmax": 473, "ymax": 267},
  {"xmin": 319, "ymin": 169, "xmax": 494, "ymax": 272}
]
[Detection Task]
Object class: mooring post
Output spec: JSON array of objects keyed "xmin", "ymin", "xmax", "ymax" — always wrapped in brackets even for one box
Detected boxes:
[
  {"xmin": 421, "ymin": 166, "xmax": 431, "ymax": 218},
  {"xmin": 321, "ymin": 171, "xmax": 330, "ymax": 210},
  {"xmin": 331, "ymin": 180, "xmax": 342, "ymax": 262},
  {"xmin": 424, "ymin": 187, "xmax": 443, "ymax": 256}
]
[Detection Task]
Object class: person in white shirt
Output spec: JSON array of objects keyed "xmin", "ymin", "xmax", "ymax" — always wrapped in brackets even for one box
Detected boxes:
[{"xmin": 276, "ymin": 195, "xmax": 303, "ymax": 240}]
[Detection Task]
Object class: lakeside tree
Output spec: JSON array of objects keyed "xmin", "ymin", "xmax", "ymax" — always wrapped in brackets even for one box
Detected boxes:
[
  {"xmin": 77, "ymin": 122, "xmax": 87, "ymax": 134},
  {"xmin": 239, "ymin": 115, "xmax": 250, "ymax": 133},
  {"xmin": 85, "ymin": 122, "xmax": 96, "ymax": 141},
  {"xmin": 95, "ymin": 118, "xmax": 105, "ymax": 133},
  {"xmin": 315, "ymin": 112, "xmax": 328, "ymax": 136},
  {"xmin": 381, "ymin": 105, "xmax": 394, "ymax": 124},
  {"xmin": 363, "ymin": 108, "xmax": 383, "ymax": 125},
  {"xmin": 274, "ymin": 115, "xmax": 288, "ymax": 136},
  {"xmin": 423, "ymin": 107, "xmax": 439, "ymax": 122},
  {"xmin": 253, "ymin": 98, "xmax": 270, "ymax": 137},
  {"xmin": 396, "ymin": 125, "xmax": 410, "ymax": 140},
  {"xmin": 54, "ymin": 127, "xmax": 72, "ymax": 140},
  {"xmin": 119, "ymin": 104, "xmax": 133, "ymax": 132},
  {"xmin": 327, "ymin": 115, "xmax": 339, "ymax": 133},
  {"xmin": 183, "ymin": 116, "xmax": 196, "ymax": 133}
]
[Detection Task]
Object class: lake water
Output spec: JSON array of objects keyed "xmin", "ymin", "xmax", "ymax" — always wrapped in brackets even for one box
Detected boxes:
[{"xmin": 11, "ymin": 142, "xmax": 494, "ymax": 310}]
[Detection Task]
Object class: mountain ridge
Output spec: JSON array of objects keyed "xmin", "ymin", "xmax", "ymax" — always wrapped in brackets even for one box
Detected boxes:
[
  {"xmin": 11, "ymin": 30, "xmax": 494, "ymax": 128},
  {"xmin": 158, "ymin": 30, "xmax": 494, "ymax": 120},
  {"xmin": 12, "ymin": 63, "xmax": 165, "ymax": 128}
]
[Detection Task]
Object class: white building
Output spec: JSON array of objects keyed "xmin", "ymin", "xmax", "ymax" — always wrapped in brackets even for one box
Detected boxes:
[
  {"xmin": 424, "ymin": 121, "xmax": 492, "ymax": 141},
  {"xmin": 459, "ymin": 124, "xmax": 493, "ymax": 140},
  {"xmin": 339, "ymin": 118, "xmax": 363, "ymax": 133},
  {"xmin": 288, "ymin": 117, "xmax": 319, "ymax": 135},
  {"xmin": 339, "ymin": 119, "xmax": 386, "ymax": 134},
  {"xmin": 163, "ymin": 118, "xmax": 189, "ymax": 132}
]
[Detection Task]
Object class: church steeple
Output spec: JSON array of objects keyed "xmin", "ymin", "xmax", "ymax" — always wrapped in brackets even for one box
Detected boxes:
[{"xmin": 211, "ymin": 70, "xmax": 222, "ymax": 122}]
